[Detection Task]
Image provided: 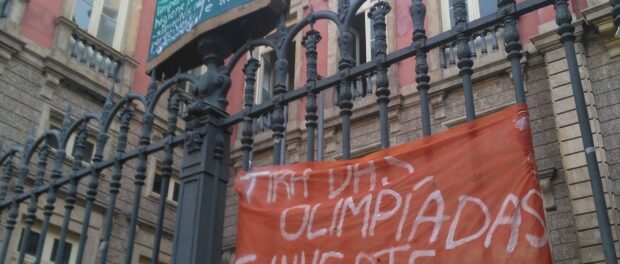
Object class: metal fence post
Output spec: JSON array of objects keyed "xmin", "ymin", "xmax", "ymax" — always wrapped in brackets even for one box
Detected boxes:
[
  {"xmin": 499, "ymin": 0, "xmax": 526, "ymax": 103},
  {"xmin": 454, "ymin": 0, "xmax": 476, "ymax": 121},
  {"xmin": 172, "ymin": 35, "xmax": 232, "ymax": 264},
  {"xmin": 369, "ymin": 1, "xmax": 392, "ymax": 148},
  {"xmin": 411, "ymin": 0, "xmax": 431, "ymax": 136},
  {"xmin": 613, "ymin": 0, "xmax": 620, "ymax": 35}
]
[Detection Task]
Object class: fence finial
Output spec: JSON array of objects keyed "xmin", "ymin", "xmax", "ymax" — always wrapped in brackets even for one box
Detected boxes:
[
  {"xmin": 411, "ymin": 0, "xmax": 426, "ymax": 44},
  {"xmin": 338, "ymin": 0, "xmax": 350, "ymax": 22},
  {"xmin": 59, "ymin": 104, "xmax": 73, "ymax": 144},
  {"xmin": 14, "ymin": 126, "xmax": 37, "ymax": 194},
  {"xmin": 101, "ymin": 84, "xmax": 116, "ymax": 124},
  {"xmin": 453, "ymin": 0, "xmax": 468, "ymax": 32},
  {"xmin": 26, "ymin": 126, "xmax": 36, "ymax": 145},
  {"xmin": 146, "ymin": 69, "xmax": 158, "ymax": 106},
  {"xmin": 498, "ymin": 0, "xmax": 525, "ymax": 103},
  {"xmin": 105, "ymin": 84, "xmax": 115, "ymax": 104}
]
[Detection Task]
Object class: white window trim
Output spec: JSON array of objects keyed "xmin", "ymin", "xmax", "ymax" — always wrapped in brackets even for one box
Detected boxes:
[
  {"xmin": 355, "ymin": 0, "xmax": 381, "ymax": 64},
  {"xmin": 13, "ymin": 224, "xmax": 78, "ymax": 264},
  {"xmin": 440, "ymin": 0, "xmax": 484, "ymax": 32},
  {"xmin": 251, "ymin": 12, "xmax": 300, "ymax": 105},
  {"xmin": 146, "ymin": 158, "xmax": 181, "ymax": 204},
  {"xmin": 347, "ymin": 0, "xmax": 384, "ymax": 99},
  {"xmin": 254, "ymin": 46, "xmax": 276, "ymax": 104},
  {"xmin": 71, "ymin": 0, "xmax": 131, "ymax": 49},
  {"xmin": 350, "ymin": 21, "xmax": 363, "ymax": 64}
]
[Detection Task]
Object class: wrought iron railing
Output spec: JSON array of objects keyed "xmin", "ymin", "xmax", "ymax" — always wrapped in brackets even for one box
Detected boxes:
[{"xmin": 0, "ymin": 0, "xmax": 618, "ymax": 263}]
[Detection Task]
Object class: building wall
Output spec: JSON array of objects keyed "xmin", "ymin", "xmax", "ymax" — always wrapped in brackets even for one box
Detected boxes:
[
  {"xmin": 20, "ymin": 0, "xmax": 63, "ymax": 49},
  {"xmin": 131, "ymin": 0, "xmax": 156, "ymax": 95}
]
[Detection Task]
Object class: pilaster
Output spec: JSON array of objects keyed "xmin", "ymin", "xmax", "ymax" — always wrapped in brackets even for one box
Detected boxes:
[{"xmin": 533, "ymin": 21, "xmax": 619, "ymax": 263}]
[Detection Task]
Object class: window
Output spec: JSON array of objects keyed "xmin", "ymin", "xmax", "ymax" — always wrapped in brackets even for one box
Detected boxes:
[
  {"xmin": 17, "ymin": 228, "xmax": 76, "ymax": 264},
  {"xmin": 334, "ymin": 0, "xmax": 379, "ymax": 104},
  {"xmin": 253, "ymin": 41, "xmax": 296, "ymax": 132},
  {"xmin": 184, "ymin": 65, "xmax": 208, "ymax": 94},
  {"xmin": 255, "ymin": 48, "xmax": 277, "ymax": 105},
  {"xmin": 72, "ymin": 0, "xmax": 130, "ymax": 48},
  {"xmin": 254, "ymin": 43, "xmax": 296, "ymax": 104},
  {"xmin": 351, "ymin": 7, "xmax": 372, "ymax": 66},
  {"xmin": 47, "ymin": 111, "xmax": 96, "ymax": 163},
  {"xmin": 350, "ymin": 10, "xmax": 372, "ymax": 97},
  {"xmin": 149, "ymin": 160, "xmax": 180, "ymax": 203},
  {"xmin": 247, "ymin": 12, "xmax": 298, "ymax": 134},
  {"xmin": 441, "ymin": 0, "xmax": 498, "ymax": 31},
  {"xmin": 50, "ymin": 239, "xmax": 72, "ymax": 264},
  {"xmin": 17, "ymin": 229, "xmax": 39, "ymax": 257}
]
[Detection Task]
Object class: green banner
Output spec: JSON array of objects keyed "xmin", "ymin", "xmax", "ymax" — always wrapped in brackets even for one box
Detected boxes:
[{"xmin": 148, "ymin": 0, "xmax": 252, "ymax": 61}]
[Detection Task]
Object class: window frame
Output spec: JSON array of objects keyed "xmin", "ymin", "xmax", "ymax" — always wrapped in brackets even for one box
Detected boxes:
[
  {"xmin": 247, "ymin": 11, "xmax": 299, "ymax": 134},
  {"xmin": 338, "ymin": 1, "xmax": 383, "ymax": 104},
  {"xmin": 251, "ymin": 11, "xmax": 299, "ymax": 106},
  {"xmin": 147, "ymin": 158, "xmax": 181, "ymax": 204},
  {"xmin": 354, "ymin": 0, "xmax": 381, "ymax": 65},
  {"xmin": 15, "ymin": 225, "xmax": 78, "ymax": 264},
  {"xmin": 440, "ymin": 0, "xmax": 494, "ymax": 32},
  {"xmin": 254, "ymin": 46, "xmax": 277, "ymax": 105},
  {"xmin": 71, "ymin": 0, "xmax": 131, "ymax": 49}
]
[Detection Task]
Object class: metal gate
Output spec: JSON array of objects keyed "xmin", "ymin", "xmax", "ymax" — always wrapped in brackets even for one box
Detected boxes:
[{"xmin": 0, "ymin": 0, "xmax": 619, "ymax": 263}]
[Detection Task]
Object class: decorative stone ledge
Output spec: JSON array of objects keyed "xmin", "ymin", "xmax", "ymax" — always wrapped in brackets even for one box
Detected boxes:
[
  {"xmin": 537, "ymin": 167, "xmax": 557, "ymax": 211},
  {"xmin": 0, "ymin": 20, "xmax": 24, "ymax": 75},
  {"xmin": 531, "ymin": 21, "xmax": 586, "ymax": 54}
]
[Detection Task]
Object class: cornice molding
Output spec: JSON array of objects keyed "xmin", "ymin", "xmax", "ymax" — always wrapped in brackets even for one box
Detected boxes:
[
  {"xmin": 531, "ymin": 20, "xmax": 586, "ymax": 53},
  {"xmin": 0, "ymin": 20, "xmax": 25, "ymax": 74},
  {"xmin": 583, "ymin": 2, "xmax": 615, "ymax": 34}
]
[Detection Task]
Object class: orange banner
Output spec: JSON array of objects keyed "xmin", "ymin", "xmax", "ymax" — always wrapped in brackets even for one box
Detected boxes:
[{"xmin": 234, "ymin": 104, "xmax": 551, "ymax": 264}]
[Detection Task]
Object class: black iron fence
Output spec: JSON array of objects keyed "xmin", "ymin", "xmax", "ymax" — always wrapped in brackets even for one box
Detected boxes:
[{"xmin": 0, "ymin": 0, "xmax": 619, "ymax": 263}]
